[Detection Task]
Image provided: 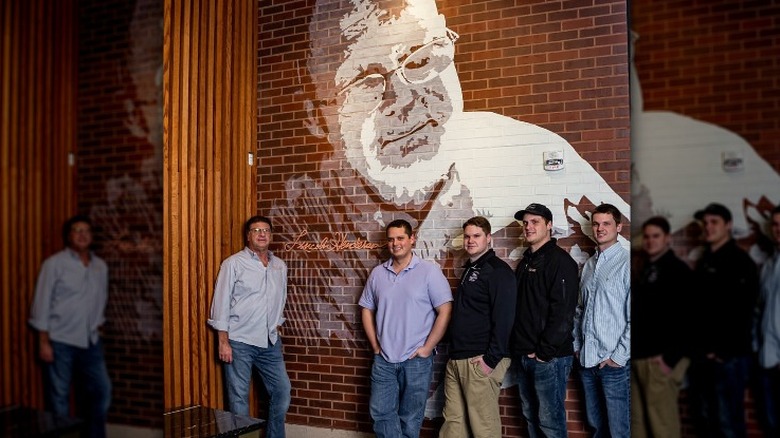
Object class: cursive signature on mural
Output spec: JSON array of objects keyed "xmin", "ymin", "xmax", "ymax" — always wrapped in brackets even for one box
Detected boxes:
[{"xmin": 283, "ymin": 229, "xmax": 385, "ymax": 252}]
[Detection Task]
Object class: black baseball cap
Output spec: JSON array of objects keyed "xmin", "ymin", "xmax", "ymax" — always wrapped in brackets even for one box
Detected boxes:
[
  {"xmin": 515, "ymin": 203, "xmax": 553, "ymax": 222},
  {"xmin": 694, "ymin": 202, "xmax": 732, "ymax": 222}
]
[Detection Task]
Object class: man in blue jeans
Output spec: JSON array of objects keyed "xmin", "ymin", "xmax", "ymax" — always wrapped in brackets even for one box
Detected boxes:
[
  {"xmin": 510, "ymin": 204, "xmax": 579, "ymax": 438},
  {"xmin": 208, "ymin": 215, "xmax": 292, "ymax": 437},
  {"xmin": 687, "ymin": 203, "xmax": 758, "ymax": 438},
  {"xmin": 359, "ymin": 219, "xmax": 453, "ymax": 438},
  {"xmin": 573, "ymin": 203, "xmax": 631, "ymax": 438},
  {"xmin": 29, "ymin": 215, "xmax": 112, "ymax": 438}
]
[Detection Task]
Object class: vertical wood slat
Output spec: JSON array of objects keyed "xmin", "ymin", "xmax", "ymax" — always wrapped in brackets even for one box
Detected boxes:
[
  {"xmin": 0, "ymin": 0, "xmax": 76, "ymax": 408},
  {"xmin": 163, "ymin": 0, "xmax": 257, "ymax": 410}
]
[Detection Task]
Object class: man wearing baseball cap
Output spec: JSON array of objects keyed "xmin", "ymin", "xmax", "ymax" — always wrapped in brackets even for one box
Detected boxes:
[
  {"xmin": 510, "ymin": 203, "xmax": 579, "ymax": 438},
  {"xmin": 687, "ymin": 202, "xmax": 759, "ymax": 438}
]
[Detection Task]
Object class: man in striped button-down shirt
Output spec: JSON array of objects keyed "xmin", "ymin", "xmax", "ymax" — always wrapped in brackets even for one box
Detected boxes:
[{"xmin": 573, "ymin": 203, "xmax": 631, "ymax": 438}]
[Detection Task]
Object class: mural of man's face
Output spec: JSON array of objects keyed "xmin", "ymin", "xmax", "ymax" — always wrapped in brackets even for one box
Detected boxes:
[{"xmin": 313, "ymin": 0, "xmax": 463, "ymax": 201}]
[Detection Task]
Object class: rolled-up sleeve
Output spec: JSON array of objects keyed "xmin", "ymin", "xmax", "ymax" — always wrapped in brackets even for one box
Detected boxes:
[
  {"xmin": 29, "ymin": 259, "xmax": 57, "ymax": 332},
  {"xmin": 208, "ymin": 259, "xmax": 235, "ymax": 332}
]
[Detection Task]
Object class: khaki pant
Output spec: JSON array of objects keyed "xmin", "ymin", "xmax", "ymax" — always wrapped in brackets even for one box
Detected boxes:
[
  {"xmin": 439, "ymin": 356, "xmax": 510, "ymax": 438},
  {"xmin": 631, "ymin": 356, "xmax": 689, "ymax": 438}
]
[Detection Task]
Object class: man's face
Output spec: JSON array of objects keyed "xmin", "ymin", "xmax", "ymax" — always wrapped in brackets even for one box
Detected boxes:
[
  {"xmin": 387, "ymin": 226, "xmax": 415, "ymax": 261},
  {"xmin": 69, "ymin": 221, "xmax": 92, "ymax": 253},
  {"xmin": 463, "ymin": 224, "xmax": 490, "ymax": 259},
  {"xmin": 591, "ymin": 212, "xmax": 621, "ymax": 248},
  {"xmin": 701, "ymin": 214, "xmax": 731, "ymax": 247},
  {"xmin": 246, "ymin": 221, "xmax": 272, "ymax": 254},
  {"xmin": 317, "ymin": 0, "xmax": 462, "ymax": 190},
  {"xmin": 642, "ymin": 224, "xmax": 670, "ymax": 259},
  {"xmin": 522, "ymin": 213, "xmax": 551, "ymax": 250},
  {"xmin": 772, "ymin": 212, "xmax": 780, "ymax": 245}
]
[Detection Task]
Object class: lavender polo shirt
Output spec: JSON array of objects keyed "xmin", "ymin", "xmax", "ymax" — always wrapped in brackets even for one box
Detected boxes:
[{"xmin": 359, "ymin": 254, "xmax": 453, "ymax": 363}]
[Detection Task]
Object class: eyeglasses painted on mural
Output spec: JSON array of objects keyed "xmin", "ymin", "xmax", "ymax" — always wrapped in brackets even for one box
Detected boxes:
[{"xmin": 336, "ymin": 28, "xmax": 459, "ymax": 112}]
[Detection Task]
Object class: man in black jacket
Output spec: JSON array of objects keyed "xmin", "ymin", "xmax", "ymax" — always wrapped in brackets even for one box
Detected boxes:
[
  {"xmin": 688, "ymin": 203, "xmax": 759, "ymax": 438},
  {"xmin": 631, "ymin": 216, "xmax": 693, "ymax": 438},
  {"xmin": 439, "ymin": 216, "xmax": 517, "ymax": 438},
  {"xmin": 510, "ymin": 203, "xmax": 579, "ymax": 438}
]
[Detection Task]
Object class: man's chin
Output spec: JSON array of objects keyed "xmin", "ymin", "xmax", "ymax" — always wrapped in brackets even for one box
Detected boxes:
[{"xmin": 377, "ymin": 139, "xmax": 438, "ymax": 168}]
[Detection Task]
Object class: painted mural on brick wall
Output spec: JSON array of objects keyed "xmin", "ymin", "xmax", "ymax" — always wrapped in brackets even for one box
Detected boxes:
[
  {"xmin": 265, "ymin": 0, "xmax": 631, "ymax": 417},
  {"xmin": 630, "ymin": 31, "xmax": 780, "ymax": 264},
  {"xmin": 88, "ymin": 0, "xmax": 163, "ymax": 342}
]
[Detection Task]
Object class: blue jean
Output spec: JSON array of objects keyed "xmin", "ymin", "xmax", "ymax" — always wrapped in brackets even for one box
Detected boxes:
[
  {"xmin": 754, "ymin": 364, "xmax": 779, "ymax": 438},
  {"xmin": 369, "ymin": 354, "xmax": 434, "ymax": 438},
  {"xmin": 516, "ymin": 355, "xmax": 573, "ymax": 438},
  {"xmin": 225, "ymin": 339, "xmax": 291, "ymax": 438},
  {"xmin": 688, "ymin": 356, "xmax": 749, "ymax": 438},
  {"xmin": 45, "ymin": 340, "xmax": 111, "ymax": 438},
  {"xmin": 579, "ymin": 362, "xmax": 630, "ymax": 438}
]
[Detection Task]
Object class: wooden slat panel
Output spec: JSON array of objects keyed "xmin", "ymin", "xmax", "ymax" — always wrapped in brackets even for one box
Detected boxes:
[
  {"xmin": 163, "ymin": 0, "xmax": 257, "ymax": 410},
  {"xmin": 0, "ymin": 0, "xmax": 76, "ymax": 408}
]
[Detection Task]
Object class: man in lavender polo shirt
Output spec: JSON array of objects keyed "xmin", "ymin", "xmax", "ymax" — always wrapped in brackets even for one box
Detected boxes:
[{"xmin": 359, "ymin": 219, "xmax": 453, "ymax": 438}]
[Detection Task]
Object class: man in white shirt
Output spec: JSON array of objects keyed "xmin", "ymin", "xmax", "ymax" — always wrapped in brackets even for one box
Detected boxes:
[
  {"xmin": 573, "ymin": 203, "xmax": 631, "ymax": 438},
  {"xmin": 29, "ymin": 215, "xmax": 111, "ymax": 438},
  {"xmin": 757, "ymin": 205, "xmax": 780, "ymax": 437},
  {"xmin": 208, "ymin": 215, "xmax": 291, "ymax": 437}
]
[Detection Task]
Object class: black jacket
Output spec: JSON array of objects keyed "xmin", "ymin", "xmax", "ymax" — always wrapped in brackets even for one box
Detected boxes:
[
  {"xmin": 693, "ymin": 239, "xmax": 759, "ymax": 358},
  {"xmin": 449, "ymin": 249, "xmax": 517, "ymax": 369},
  {"xmin": 632, "ymin": 248, "xmax": 693, "ymax": 366},
  {"xmin": 510, "ymin": 238, "xmax": 579, "ymax": 362}
]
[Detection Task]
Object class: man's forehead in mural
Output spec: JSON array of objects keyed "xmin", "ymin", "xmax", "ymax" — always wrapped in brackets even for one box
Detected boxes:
[
  {"xmin": 308, "ymin": 0, "xmax": 445, "ymax": 88},
  {"xmin": 335, "ymin": 0, "xmax": 447, "ymax": 88},
  {"xmin": 305, "ymin": 0, "xmax": 461, "ymax": 205}
]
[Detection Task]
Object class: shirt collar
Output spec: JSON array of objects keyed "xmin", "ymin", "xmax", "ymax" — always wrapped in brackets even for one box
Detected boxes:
[
  {"xmin": 65, "ymin": 247, "xmax": 92, "ymax": 261},
  {"xmin": 524, "ymin": 238, "xmax": 557, "ymax": 258},
  {"xmin": 383, "ymin": 253, "xmax": 420, "ymax": 272},
  {"xmin": 596, "ymin": 241, "xmax": 622, "ymax": 260},
  {"xmin": 244, "ymin": 246, "xmax": 273, "ymax": 260},
  {"xmin": 465, "ymin": 248, "xmax": 494, "ymax": 268}
]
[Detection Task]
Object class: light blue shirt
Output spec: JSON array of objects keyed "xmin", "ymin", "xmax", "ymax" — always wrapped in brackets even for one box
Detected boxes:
[
  {"xmin": 29, "ymin": 248, "xmax": 109, "ymax": 348},
  {"xmin": 208, "ymin": 247, "xmax": 287, "ymax": 348},
  {"xmin": 574, "ymin": 242, "xmax": 631, "ymax": 367},
  {"xmin": 359, "ymin": 254, "xmax": 453, "ymax": 363},
  {"xmin": 759, "ymin": 251, "xmax": 780, "ymax": 368}
]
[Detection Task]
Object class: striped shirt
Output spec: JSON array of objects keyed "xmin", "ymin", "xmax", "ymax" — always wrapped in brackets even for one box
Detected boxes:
[
  {"xmin": 573, "ymin": 242, "xmax": 631, "ymax": 367},
  {"xmin": 759, "ymin": 251, "xmax": 780, "ymax": 368}
]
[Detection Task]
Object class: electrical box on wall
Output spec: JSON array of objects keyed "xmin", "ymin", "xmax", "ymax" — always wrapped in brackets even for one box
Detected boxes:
[
  {"xmin": 543, "ymin": 150, "xmax": 564, "ymax": 171},
  {"xmin": 722, "ymin": 151, "xmax": 744, "ymax": 172}
]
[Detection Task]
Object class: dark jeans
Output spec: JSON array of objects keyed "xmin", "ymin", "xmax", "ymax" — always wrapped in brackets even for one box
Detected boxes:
[
  {"xmin": 516, "ymin": 355, "xmax": 573, "ymax": 438},
  {"xmin": 579, "ymin": 361, "xmax": 630, "ymax": 438},
  {"xmin": 688, "ymin": 355, "xmax": 749, "ymax": 438},
  {"xmin": 753, "ymin": 363, "xmax": 779, "ymax": 438},
  {"xmin": 45, "ymin": 340, "xmax": 111, "ymax": 438}
]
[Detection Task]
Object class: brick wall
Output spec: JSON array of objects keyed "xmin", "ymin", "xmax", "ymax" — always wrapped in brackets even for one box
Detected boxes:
[
  {"xmin": 631, "ymin": 1, "xmax": 779, "ymax": 437},
  {"xmin": 632, "ymin": 1, "xmax": 780, "ymax": 171},
  {"xmin": 258, "ymin": 0, "xmax": 630, "ymax": 436},
  {"xmin": 77, "ymin": 0, "xmax": 164, "ymax": 428},
  {"xmin": 631, "ymin": 0, "xmax": 780, "ymax": 238}
]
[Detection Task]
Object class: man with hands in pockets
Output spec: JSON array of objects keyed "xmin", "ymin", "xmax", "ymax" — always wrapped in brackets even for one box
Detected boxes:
[{"xmin": 359, "ymin": 219, "xmax": 453, "ymax": 438}]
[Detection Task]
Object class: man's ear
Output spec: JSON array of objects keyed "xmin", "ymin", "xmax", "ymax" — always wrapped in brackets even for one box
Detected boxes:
[{"xmin": 303, "ymin": 98, "xmax": 326, "ymax": 138}]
